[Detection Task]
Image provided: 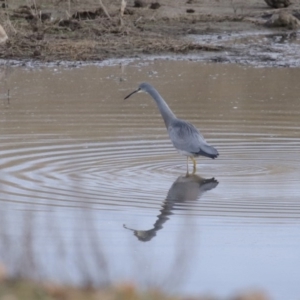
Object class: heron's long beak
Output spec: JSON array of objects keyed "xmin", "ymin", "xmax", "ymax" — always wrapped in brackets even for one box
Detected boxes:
[{"xmin": 124, "ymin": 88, "xmax": 140, "ymax": 100}]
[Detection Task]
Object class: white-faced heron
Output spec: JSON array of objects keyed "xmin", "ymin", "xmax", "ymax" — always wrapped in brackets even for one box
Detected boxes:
[{"xmin": 124, "ymin": 82, "xmax": 219, "ymax": 173}]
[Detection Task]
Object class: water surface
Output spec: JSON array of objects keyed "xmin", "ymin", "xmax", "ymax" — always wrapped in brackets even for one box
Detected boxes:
[{"xmin": 0, "ymin": 61, "xmax": 299, "ymax": 299}]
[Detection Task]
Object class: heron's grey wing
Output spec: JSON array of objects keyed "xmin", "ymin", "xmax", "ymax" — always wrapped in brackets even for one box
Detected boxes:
[
  {"xmin": 168, "ymin": 120, "xmax": 205, "ymax": 154},
  {"xmin": 168, "ymin": 120, "xmax": 219, "ymax": 158}
]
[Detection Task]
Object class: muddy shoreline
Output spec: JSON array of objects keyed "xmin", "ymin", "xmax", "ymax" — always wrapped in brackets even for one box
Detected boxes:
[{"xmin": 0, "ymin": 0, "xmax": 300, "ymax": 67}]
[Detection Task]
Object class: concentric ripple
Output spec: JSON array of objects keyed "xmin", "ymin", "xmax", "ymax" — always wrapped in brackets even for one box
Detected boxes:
[
  {"xmin": 0, "ymin": 138, "xmax": 185, "ymax": 209},
  {"xmin": 0, "ymin": 132, "xmax": 300, "ymax": 220}
]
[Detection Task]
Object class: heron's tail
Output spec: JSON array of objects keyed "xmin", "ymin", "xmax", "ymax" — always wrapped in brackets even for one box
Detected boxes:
[{"xmin": 196, "ymin": 144, "xmax": 219, "ymax": 159}]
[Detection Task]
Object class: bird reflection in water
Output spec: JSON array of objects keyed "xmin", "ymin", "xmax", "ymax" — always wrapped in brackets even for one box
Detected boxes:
[{"xmin": 123, "ymin": 174, "xmax": 218, "ymax": 242}]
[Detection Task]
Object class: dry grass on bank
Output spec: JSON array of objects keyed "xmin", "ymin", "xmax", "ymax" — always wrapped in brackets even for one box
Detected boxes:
[
  {"xmin": 0, "ymin": 279, "xmax": 270, "ymax": 300},
  {"xmin": 0, "ymin": 0, "xmax": 225, "ymax": 61},
  {"xmin": 0, "ymin": 280, "xmax": 179, "ymax": 300}
]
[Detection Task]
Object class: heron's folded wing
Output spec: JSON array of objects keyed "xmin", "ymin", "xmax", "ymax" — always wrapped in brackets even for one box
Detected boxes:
[{"xmin": 168, "ymin": 120, "xmax": 205, "ymax": 153}]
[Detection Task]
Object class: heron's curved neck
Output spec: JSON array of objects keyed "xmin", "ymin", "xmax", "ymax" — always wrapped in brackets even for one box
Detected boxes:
[{"xmin": 147, "ymin": 88, "xmax": 176, "ymax": 127}]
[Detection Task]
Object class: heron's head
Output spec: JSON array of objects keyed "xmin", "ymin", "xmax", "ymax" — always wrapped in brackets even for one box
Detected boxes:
[{"xmin": 124, "ymin": 82, "xmax": 151, "ymax": 100}]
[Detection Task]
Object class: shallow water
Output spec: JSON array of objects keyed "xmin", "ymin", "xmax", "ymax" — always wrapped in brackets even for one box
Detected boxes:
[{"xmin": 0, "ymin": 61, "xmax": 300, "ymax": 299}]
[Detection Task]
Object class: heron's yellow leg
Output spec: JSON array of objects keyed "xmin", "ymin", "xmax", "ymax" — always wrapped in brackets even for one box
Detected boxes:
[
  {"xmin": 191, "ymin": 157, "xmax": 197, "ymax": 174},
  {"xmin": 186, "ymin": 157, "xmax": 189, "ymax": 175}
]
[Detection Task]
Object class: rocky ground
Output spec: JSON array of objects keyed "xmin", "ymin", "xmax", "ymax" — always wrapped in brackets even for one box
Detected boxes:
[{"xmin": 0, "ymin": 0, "xmax": 299, "ymax": 65}]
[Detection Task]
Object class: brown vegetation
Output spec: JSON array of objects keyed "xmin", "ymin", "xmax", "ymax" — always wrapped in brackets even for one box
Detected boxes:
[
  {"xmin": 0, "ymin": 0, "xmax": 298, "ymax": 62},
  {"xmin": 0, "ymin": 0, "xmax": 225, "ymax": 62},
  {"xmin": 0, "ymin": 279, "xmax": 271, "ymax": 300}
]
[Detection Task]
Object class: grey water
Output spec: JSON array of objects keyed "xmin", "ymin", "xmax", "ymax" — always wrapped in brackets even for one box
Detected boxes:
[{"xmin": 0, "ymin": 61, "xmax": 299, "ymax": 299}]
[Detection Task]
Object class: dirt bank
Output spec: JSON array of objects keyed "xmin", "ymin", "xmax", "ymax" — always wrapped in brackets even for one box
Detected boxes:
[{"xmin": 0, "ymin": 0, "xmax": 299, "ymax": 65}]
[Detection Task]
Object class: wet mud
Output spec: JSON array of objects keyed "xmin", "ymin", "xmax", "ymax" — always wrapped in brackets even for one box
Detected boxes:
[{"xmin": 0, "ymin": 0, "xmax": 300, "ymax": 66}]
